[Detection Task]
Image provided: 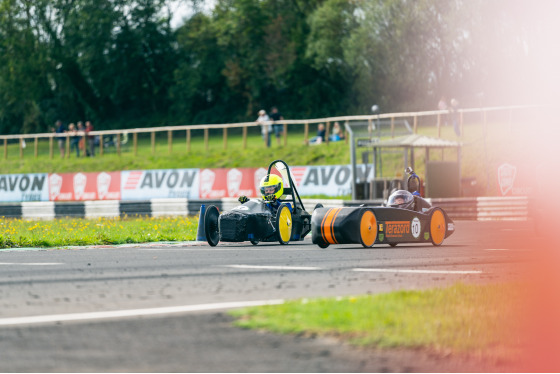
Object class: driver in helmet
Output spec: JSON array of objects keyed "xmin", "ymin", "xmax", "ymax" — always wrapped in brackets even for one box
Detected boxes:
[
  {"xmin": 238, "ymin": 174, "xmax": 284, "ymax": 210},
  {"xmin": 387, "ymin": 189, "xmax": 415, "ymax": 210}
]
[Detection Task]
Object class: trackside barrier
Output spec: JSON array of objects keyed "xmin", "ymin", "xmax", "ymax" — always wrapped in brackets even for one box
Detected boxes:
[
  {"xmin": 84, "ymin": 200, "xmax": 120, "ymax": 218},
  {"xmin": 0, "ymin": 197, "xmax": 530, "ymax": 221},
  {"xmin": 431, "ymin": 196, "xmax": 531, "ymax": 221},
  {"xmin": 474, "ymin": 196, "xmax": 531, "ymax": 221}
]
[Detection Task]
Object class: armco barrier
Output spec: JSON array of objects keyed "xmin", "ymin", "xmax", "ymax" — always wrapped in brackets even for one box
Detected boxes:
[
  {"xmin": 475, "ymin": 196, "xmax": 531, "ymax": 221},
  {"xmin": 0, "ymin": 196, "xmax": 530, "ymax": 221},
  {"xmin": 431, "ymin": 196, "xmax": 531, "ymax": 221}
]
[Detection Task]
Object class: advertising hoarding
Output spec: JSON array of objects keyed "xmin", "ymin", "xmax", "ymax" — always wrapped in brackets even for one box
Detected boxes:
[
  {"xmin": 0, "ymin": 173, "xmax": 49, "ymax": 202},
  {"xmin": 121, "ymin": 169, "xmax": 199, "ymax": 200},
  {"xmin": 49, "ymin": 172, "xmax": 121, "ymax": 201}
]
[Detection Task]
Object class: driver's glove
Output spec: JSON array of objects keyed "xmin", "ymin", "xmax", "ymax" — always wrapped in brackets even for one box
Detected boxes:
[{"xmin": 238, "ymin": 195, "xmax": 249, "ymax": 204}]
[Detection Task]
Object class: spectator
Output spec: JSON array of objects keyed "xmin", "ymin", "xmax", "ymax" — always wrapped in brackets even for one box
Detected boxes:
[
  {"xmin": 85, "ymin": 121, "xmax": 95, "ymax": 157},
  {"xmin": 269, "ymin": 106, "xmax": 284, "ymax": 146},
  {"xmin": 54, "ymin": 120, "xmax": 66, "ymax": 158},
  {"xmin": 438, "ymin": 96, "xmax": 447, "ymax": 111},
  {"xmin": 450, "ymin": 98, "xmax": 460, "ymax": 136},
  {"xmin": 329, "ymin": 122, "xmax": 344, "ymax": 142},
  {"xmin": 77, "ymin": 121, "xmax": 85, "ymax": 154},
  {"xmin": 256, "ymin": 109, "xmax": 271, "ymax": 148},
  {"xmin": 69, "ymin": 123, "xmax": 80, "ymax": 157},
  {"xmin": 438, "ymin": 96, "xmax": 448, "ymax": 126},
  {"xmin": 309, "ymin": 123, "xmax": 326, "ymax": 145}
]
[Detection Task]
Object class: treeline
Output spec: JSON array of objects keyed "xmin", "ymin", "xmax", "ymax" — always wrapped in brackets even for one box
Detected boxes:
[{"xmin": 0, "ymin": 0, "xmax": 555, "ymax": 134}]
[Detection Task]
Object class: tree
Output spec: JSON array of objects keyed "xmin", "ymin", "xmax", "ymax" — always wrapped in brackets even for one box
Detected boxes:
[
  {"xmin": 0, "ymin": 0, "xmax": 52, "ymax": 134},
  {"xmin": 342, "ymin": 0, "xmax": 479, "ymax": 112},
  {"xmin": 1, "ymin": 0, "xmax": 178, "ymax": 133},
  {"xmin": 170, "ymin": 12, "xmax": 232, "ymax": 124},
  {"xmin": 1, "ymin": 0, "xmax": 555, "ymax": 134}
]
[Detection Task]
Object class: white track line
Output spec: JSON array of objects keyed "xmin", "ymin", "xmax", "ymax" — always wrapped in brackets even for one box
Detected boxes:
[
  {"xmin": 0, "ymin": 299, "xmax": 285, "ymax": 327},
  {"xmin": 223, "ymin": 265, "xmax": 321, "ymax": 271},
  {"xmin": 0, "ymin": 262, "xmax": 63, "ymax": 266},
  {"xmin": 352, "ymin": 268, "xmax": 482, "ymax": 274}
]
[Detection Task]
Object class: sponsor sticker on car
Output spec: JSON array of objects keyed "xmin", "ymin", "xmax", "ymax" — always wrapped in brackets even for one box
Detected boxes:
[{"xmin": 385, "ymin": 221, "xmax": 410, "ymax": 238}]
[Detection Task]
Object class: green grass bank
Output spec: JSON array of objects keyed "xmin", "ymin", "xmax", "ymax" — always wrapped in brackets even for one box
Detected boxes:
[
  {"xmin": 0, "ymin": 216, "xmax": 198, "ymax": 248},
  {"xmin": 230, "ymin": 282, "xmax": 525, "ymax": 358}
]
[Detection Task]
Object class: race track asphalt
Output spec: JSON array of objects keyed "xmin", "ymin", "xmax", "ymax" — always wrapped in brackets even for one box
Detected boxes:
[{"xmin": 0, "ymin": 220, "xmax": 540, "ymax": 372}]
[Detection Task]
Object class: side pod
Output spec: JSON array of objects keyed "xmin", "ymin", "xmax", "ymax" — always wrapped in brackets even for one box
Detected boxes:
[{"xmin": 311, "ymin": 207, "xmax": 377, "ymax": 248}]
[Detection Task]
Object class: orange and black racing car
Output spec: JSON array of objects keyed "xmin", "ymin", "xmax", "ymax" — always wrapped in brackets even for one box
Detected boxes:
[{"xmin": 311, "ymin": 168, "xmax": 455, "ymax": 248}]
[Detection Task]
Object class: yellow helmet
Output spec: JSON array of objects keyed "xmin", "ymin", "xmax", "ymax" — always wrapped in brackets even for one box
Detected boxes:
[{"xmin": 259, "ymin": 174, "xmax": 283, "ymax": 201}]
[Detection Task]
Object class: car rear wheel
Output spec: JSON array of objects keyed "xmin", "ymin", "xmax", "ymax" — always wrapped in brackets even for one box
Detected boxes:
[
  {"xmin": 275, "ymin": 203, "xmax": 292, "ymax": 245},
  {"xmin": 204, "ymin": 205, "xmax": 220, "ymax": 247}
]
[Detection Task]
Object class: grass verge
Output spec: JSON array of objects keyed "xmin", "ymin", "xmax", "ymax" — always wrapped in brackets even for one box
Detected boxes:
[
  {"xmin": 0, "ymin": 215, "xmax": 198, "ymax": 248},
  {"xmin": 230, "ymin": 283, "xmax": 525, "ymax": 356}
]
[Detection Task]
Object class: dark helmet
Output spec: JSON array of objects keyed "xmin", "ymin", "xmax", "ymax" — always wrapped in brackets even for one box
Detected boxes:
[
  {"xmin": 387, "ymin": 189, "xmax": 414, "ymax": 210},
  {"xmin": 407, "ymin": 174, "xmax": 420, "ymax": 193},
  {"xmin": 405, "ymin": 167, "xmax": 421, "ymax": 194}
]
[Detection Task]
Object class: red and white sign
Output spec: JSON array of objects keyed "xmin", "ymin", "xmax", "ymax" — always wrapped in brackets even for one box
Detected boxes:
[
  {"xmin": 497, "ymin": 163, "xmax": 517, "ymax": 196},
  {"xmin": 497, "ymin": 162, "xmax": 535, "ymax": 196},
  {"xmin": 49, "ymin": 172, "xmax": 121, "ymax": 201},
  {"xmin": 290, "ymin": 166, "xmax": 307, "ymax": 187},
  {"xmin": 254, "ymin": 168, "xmax": 268, "ymax": 195},
  {"xmin": 200, "ymin": 168, "xmax": 256, "ymax": 199}
]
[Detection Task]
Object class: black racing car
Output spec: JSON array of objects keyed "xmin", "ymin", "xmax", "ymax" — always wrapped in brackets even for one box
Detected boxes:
[
  {"xmin": 204, "ymin": 160, "xmax": 313, "ymax": 246},
  {"xmin": 311, "ymin": 167, "xmax": 455, "ymax": 248}
]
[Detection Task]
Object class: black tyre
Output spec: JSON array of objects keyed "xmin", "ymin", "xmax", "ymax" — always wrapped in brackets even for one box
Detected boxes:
[{"xmin": 204, "ymin": 205, "xmax": 220, "ymax": 247}]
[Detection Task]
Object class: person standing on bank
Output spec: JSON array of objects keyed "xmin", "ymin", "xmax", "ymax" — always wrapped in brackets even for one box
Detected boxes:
[
  {"xmin": 85, "ymin": 120, "xmax": 95, "ymax": 157},
  {"xmin": 77, "ymin": 121, "xmax": 85, "ymax": 154},
  {"xmin": 450, "ymin": 98, "xmax": 461, "ymax": 136},
  {"xmin": 68, "ymin": 123, "xmax": 80, "ymax": 157},
  {"xmin": 256, "ymin": 109, "xmax": 271, "ymax": 148},
  {"xmin": 269, "ymin": 106, "xmax": 284, "ymax": 146},
  {"xmin": 54, "ymin": 120, "xmax": 66, "ymax": 158}
]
